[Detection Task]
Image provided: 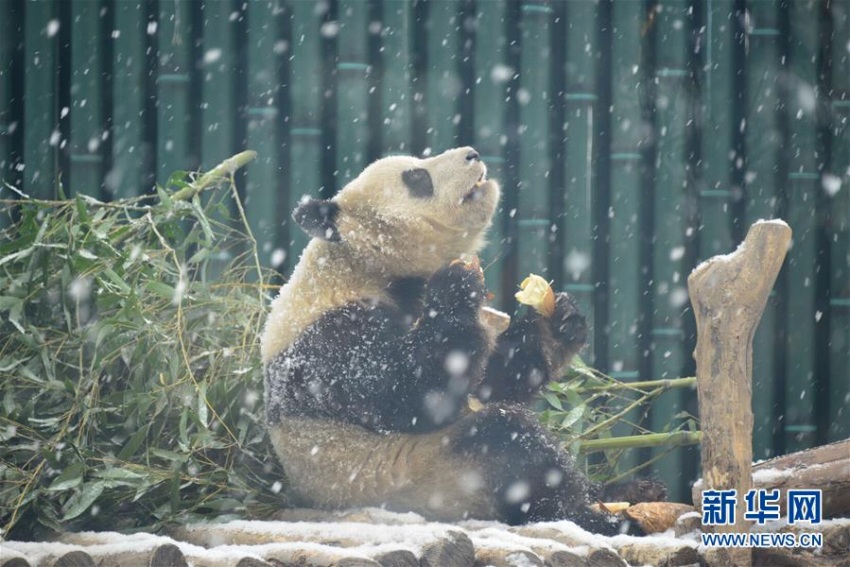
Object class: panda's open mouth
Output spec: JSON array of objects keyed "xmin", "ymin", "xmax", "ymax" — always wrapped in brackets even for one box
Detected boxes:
[{"xmin": 461, "ymin": 173, "xmax": 488, "ymax": 204}]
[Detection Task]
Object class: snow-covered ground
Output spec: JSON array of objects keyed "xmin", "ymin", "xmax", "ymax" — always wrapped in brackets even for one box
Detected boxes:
[
  {"xmin": 1, "ymin": 507, "xmax": 702, "ymax": 567},
  {"xmin": 5, "ymin": 508, "xmax": 848, "ymax": 567}
]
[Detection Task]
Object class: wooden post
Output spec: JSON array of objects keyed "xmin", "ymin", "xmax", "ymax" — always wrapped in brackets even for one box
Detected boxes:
[{"xmin": 688, "ymin": 220, "xmax": 792, "ymax": 567}]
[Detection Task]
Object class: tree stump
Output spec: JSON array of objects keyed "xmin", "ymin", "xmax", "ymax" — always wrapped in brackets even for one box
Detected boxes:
[{"xmin": 688, "ymin": 219, "xmax": 792, "ymax": 567}]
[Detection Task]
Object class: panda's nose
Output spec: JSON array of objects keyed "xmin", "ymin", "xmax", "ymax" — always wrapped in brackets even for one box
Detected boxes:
[{"xmin": 465, "ymin": 149, "xmax": 480, "ymax": 163}]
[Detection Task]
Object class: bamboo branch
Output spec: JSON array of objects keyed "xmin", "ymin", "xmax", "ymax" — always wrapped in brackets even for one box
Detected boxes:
[
  {"xmin": 170, "ymin": 151, "xmax": 258, "ymax": 202},
  {"xmin": 575, "ymin": 377, "xmax": 696, "ymax": 394},
  {"xmin": 578, "ymin": 430, "xmax": 702, "ymax": 453}
]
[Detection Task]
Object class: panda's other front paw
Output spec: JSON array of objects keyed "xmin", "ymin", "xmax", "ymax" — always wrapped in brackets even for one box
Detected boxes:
[
  {"xmin": 426, "ymin": 260, "xmax": 487, "ymax": 316},
  {"xmin": 548, "ymin": 292, "xmax": 589, "ymax": 352}
]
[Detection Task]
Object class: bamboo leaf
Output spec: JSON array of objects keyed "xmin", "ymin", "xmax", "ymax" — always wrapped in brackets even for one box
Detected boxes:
[
  {"xmin": 197, "ymin": 381, "xmax": 209, "ymax": 427},
  {"xmin": 541, "ymin": 391, "xmax": 562, "ymax": 411},
  {"xmin": 47, "ymin": 462, "xmax": 85, "ymax": 492},
  {"xmin": 62, "ymin": 482, "xmax": 105, "ymax": 521},
  {"xmin": 95, "ymin": 468, "xmax": 146, "ymax": 484},
  {"xmin": 74, "ymin": 195, "xmax": 90, "ymax": 224},
  {"xmin": 101, "ymin": 267, "xmax": 132, "ymax": 294},
  {"xmin": 145, "ymin": 281, "xmax": 175, "ymax": 299},
  {"xmin": 560, "ymin": 406, "xmax": 585, "ymax": 431},
  {"xmin": 117, "ymin": 425, "xmax": 149, "ymax": 460}
]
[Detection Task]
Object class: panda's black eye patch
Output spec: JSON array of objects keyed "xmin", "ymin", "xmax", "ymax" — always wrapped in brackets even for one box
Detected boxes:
[{"xmin": 402, "ymin": 168, "xmax": 434, "ymax": 199}]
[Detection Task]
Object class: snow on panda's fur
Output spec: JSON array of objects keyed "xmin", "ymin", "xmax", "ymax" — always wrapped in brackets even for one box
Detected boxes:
[{"xmin": 262, "ymin": 147, "xmax": 617, "ymax": 533}]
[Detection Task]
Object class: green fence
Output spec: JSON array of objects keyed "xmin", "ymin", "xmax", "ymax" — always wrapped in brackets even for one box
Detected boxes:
[{"xmin": 1, "ymin": 0, "xmax": 848, "ymax": 501}]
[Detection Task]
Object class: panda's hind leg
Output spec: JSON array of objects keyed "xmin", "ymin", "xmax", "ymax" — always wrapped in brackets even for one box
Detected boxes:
[{"xmin": 450, "ymin": 404, "xmax": 619, "ymax": 534}]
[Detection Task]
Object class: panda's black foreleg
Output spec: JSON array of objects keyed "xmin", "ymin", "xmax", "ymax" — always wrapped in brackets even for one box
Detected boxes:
[
  {"xmin": 478, "ymin": 292, "xmax": 588, "ymax": 404},
  {"xmin": 451, "ymin": 404, "xmax": 619, "ymax": 534},
  {"xmin": 393, "ymin": 261, "xmax": 491, "ymax": 430}
]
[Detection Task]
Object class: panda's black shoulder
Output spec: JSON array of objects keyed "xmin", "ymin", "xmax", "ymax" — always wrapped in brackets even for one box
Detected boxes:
[{"xmin": 300, "ymin": 276, "xmax": 427, "ymax": 345}]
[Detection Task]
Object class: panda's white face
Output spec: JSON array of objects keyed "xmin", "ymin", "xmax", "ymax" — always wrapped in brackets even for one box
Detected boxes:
[
  {"xmin": 337, "ymin": 147, "xmax": 499, "ymax": 229},
  {"xmin": 297, "ymin": 147, "xmax": 501, "ymax": 278}
]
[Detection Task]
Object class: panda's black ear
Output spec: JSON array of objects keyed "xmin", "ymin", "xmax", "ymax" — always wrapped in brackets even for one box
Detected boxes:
[{"xmin": 292, "ymin": 198, "xmax": 341, "ymax": 242}]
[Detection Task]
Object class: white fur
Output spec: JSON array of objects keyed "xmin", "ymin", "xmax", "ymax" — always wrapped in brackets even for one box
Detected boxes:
[
  {"xmin": 269, "ymin": 416, "xmax": 498, "ymax": 521},
  {"xmin": 260, "ymin": 147, "xmax": 500, "ymax": 363}
]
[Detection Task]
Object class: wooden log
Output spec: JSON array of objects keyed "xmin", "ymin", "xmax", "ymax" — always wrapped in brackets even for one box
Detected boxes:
[
  {"xmin": 673, "ymin": 511, "xmax": 702, "ymax": 537},
  {"xmin": 510, "ymin": 525, "xmax": 625, "ymax": 565},
  {"xmin": 1, "ymin": 549, "xmax": 94, "ymax": 567},
  {"xmin": 752, "ymin": 438, "xmax": 850, "ymax": 518},
  {"xmin": 0, "ymin": 548, "xmax": 32, "ymax": 567},
  {"xmin": 688, "ymin": 219, "xmax": 792, "ymax": 567},
  {"xmin": 537, "ymin": 549, "xmax": 587, "ymax": 567},
  {"xmin": 261, "ymin": 548, "xmax": 381, "ymax": 567},
  {"xmin": 820, "ymin": 523, "xmax": 850, "ymax": 556},
  {"xmin": 235, "ymin": 559, "xmax": 272, "ymax": 567},
  {"xmin": 473, "ymin": 548, "xmax": 544, "ymax": 567},
  {"xmin": 420, "ymin": 531, "xmax": 475, "ymax": 567},
  {"xmin": 754, "ymin": 521, "xmax": 850, "ymax": 556},
  {"xmin": 372, "ymin": 549, "xmax": 419, "ymax": 567},
  {"xmin": 511, "ymin": 525, "xmax": 593, "ymax": 549},
  {"xmin": 147, "ymin": 544, "xmax": 187, "ymax": 567},
  {"xmin": 586, "ymin": 548, "xmax": 627, "ymax": 567},
  {"xmin": 52, "ymin": 551, "xmax": 95, "ymax": 567},
  {"xmin": 615, "ymin": 542, "xmax": 700, "ymax": 567},
  {"xmin": 692, "ymin": 438, "xmax": 850, "ymax": 518},
  {"xmin": 270, "ymin": 507, "xmax": 426, "ymax": 525},
  {"xmin": 753, "ymin": 547, "xmax": 850, "ymax": 567},
  {"xmin": 172, "ymin": 523, "xmax": 366, "ymax": 547},
  {"xmin": 56, "ymin": 534, "xmax": 194, "ymax": 567},
  {"xmin": 755, "ymin": 438, "xmax": 850, "ymax": 471}
]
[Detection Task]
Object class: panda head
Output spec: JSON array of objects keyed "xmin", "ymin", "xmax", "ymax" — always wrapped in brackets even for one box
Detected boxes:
[{"xmin": 293, "ymin": 147, "xmax": 500, "ymax": 278}]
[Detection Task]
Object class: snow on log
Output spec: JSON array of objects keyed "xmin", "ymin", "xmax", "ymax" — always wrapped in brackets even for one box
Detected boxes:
[
  {"xmin": 673, "ymin": 511, "xmax": 702, "ymax": 537},
  {"xmin": 262, "ymin": 548, "xmax": 380, "ymax": 566},
  {"xmin": 538, "ymin": 549, "xmax": 589, "ymax": 566},
  {"xmin": 687, "ymin": 219, "xmax": 792, "ymax": 567},
  {"xmin": 473, "ymin": 548, "xmax": 544, "ymax": 567},
  {"xmin": 692, "ymin": 438, "xmax": 850, "ymax": 519},
  {"xmin": 751, "ymin": 438, "xmax": 850, "ymax": 518}
]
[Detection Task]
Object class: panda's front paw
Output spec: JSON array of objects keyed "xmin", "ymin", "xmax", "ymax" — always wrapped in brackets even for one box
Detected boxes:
[
  {"xmin": 548, "ymin": 292, "xmax": 588, "ymax": 353},
  {"xmin": 426, "ymin": 260, "xmax": 487, "ymax": 315}
]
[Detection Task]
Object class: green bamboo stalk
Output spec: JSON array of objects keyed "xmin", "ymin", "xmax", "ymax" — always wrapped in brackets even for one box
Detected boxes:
[
  {"xmin": 579, "ymin": 430, "xmax": 702, "ymax": 454},
  {"xmin": 112, "ymin": 2, "xmax": 145, "ymax": 199},
  {"xmin": 576, "ymin": 377, "xmax": 696, "ymax": 394},
  {"xmin": 23, "ymin": 0, "xmax": 58, "ymax": 199},
  {"xmin": 170, "ymin": 151, "xmax": 257, "ymax": 202}
]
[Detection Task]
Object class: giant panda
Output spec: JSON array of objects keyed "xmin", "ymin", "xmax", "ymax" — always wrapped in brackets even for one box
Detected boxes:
[{"xmin": 261, "ymin": 147, "xmax": 623, "ymax": 534}]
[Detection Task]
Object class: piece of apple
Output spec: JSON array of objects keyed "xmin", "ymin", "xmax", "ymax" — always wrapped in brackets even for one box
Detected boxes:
[{"xmin": 515, "ymin": 273, "xmax": 556, "ymax": 318}]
